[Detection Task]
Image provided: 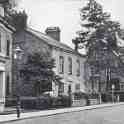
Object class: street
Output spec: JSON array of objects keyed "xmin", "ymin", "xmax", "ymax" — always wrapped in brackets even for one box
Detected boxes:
[{"xmin": 0, "ymin": 103, "xmax": 124, "ymax": 124}]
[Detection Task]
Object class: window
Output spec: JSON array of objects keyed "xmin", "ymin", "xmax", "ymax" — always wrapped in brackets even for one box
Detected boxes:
[
  {"xmin": 77, "ymin": 60, "xmax": 80, "ymax": 76},
  {"xmin": 6, "ymin": 75, "xmax": 10, "ymax": 95},
  {"xmin": 6, "ymin": 40, "xmax": 10, "ymax": 56},
  {"xmin": 75, "ymin": 84, "xmax": 80, "ymax": 91},
  {"xmin": 68, "ymin": 57, "xmax": 72, "ymax": 75},
  {"xmin": 120, "ymin": 83, "xmax": 124, "ymax": 91},
  {"xmin": 58, "ymin": 83, "xmax": 64, "ymax": 95},
  {"xmin": 59, "ymin": 56, "xmax": 64, "ymax": 74},
  {"xmin": 68, "ymin": 84, "xmax": 72, "ymax": 95}
]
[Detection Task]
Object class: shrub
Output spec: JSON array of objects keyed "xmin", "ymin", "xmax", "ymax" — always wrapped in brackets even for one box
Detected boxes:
[
  {"xmin": 5, "ymin": 97, "xmax": 17, "ymax": 107},
  {"xmin": 59, "ymin": 95, "xmax": 72, "ymax": 107},
  {"xmin": 35, "ymin": 95, "xmax": 52, "ymax": 110},
  {"xmin": 51, "ymin": 95, "xmax": 72, "ymax": 108},
  {"xmin": 74, "ymin": 91, "xmax": 87, "ymax": 100},
  {"xmin": 51, "ymin": 96, "xmax": 62, "ymax": 108},
  {"xmin": 21, "ymin": 95, "xmax": 72, "ymax": 110},
  {"xmin": 21, "ymin": 97, "xmax": 36, "ymax": 109}
]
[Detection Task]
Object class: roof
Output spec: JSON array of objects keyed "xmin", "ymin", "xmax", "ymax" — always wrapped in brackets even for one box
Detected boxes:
[{"xmin": 26, "ymin": 27, "xmax": 85, "ymax": 57}]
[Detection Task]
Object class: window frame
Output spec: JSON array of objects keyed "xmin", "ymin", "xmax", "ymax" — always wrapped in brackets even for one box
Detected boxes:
[
  {"xmin": 6, "ymin": 39, "xmax": 10, "ymax": 56},
  {"xmin": 58, "ymin": 82, "xmax": 64, "ymax": 95},
  {"xmin": 76, "ymin": 60, "xmax": 80, "ymax": 76},
  {"xmin": 75, "ymin": 83, "xmax": 80, "ymax": 91},
  {"xmin": 6, "ymin": 75, "xmax": 10, "ymax": 95},
  {"xmin": 68, "ymin": 57, "xmax": 72, "ymax": 75},
  {"xmin": 59, "ymin": 56, "xmax": 64, "ymax": 74}
]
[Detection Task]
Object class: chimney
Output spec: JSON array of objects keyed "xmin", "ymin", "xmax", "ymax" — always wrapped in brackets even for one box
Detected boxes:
[{"xmin": 45, "ymin": 27, "xmax": 60, "ymax": 41}]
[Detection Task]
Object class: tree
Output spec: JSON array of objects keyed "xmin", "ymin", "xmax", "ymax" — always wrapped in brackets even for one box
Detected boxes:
[
  {"xmin": 20, "ymin": 52, "xmax": 61, "ymax": 96},
  {"xmin": 73, "ymin": 0, "xmax": 121, "ymax": 54},
  {"xmin": 73, "ymin": 0, "xmax": 123, "ymax": 95}
]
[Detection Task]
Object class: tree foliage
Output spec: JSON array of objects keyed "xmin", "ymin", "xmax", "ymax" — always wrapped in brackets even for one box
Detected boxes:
[
  {"xmin": 20, "ymin": 52, "xmax": 61, "ymax": 95},
  {"xmin": 73, "ymin": 0, "xmax": 122, "ymax": 54}
]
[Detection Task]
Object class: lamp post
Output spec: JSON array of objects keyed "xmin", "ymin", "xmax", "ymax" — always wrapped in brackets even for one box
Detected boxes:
[
  {"xmin": 14, "ymin": 46, "xmax": 23, "ymax": 118},
  {"xmin": 112, "ymin": 84, "xmax": 115, "ymax": 103}
]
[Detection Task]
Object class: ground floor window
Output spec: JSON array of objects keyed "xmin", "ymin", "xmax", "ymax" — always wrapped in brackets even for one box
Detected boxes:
[
  {"xmin": 0, "ymin": 71, "xmax": 3, "ymax": 98},
  {"xmin": 58, "ymin": 82, "xmax": 64, "ymax": 95},
  {"xmin": 75, "ymin": 83, "xmax": 80, "ymax": 91},
  {"xmin": 6, "ymin": 75, "xmax": 10, "ymax": 95},
  {"xmin": 120, "ymin": 83, "xmax": 124, "ymax": 91}
]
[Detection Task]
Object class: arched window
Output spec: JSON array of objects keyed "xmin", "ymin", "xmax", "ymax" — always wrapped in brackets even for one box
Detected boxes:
[
  {"xmin": 68, "ymin": 57, "xmax": 72, "ymax": 75},
  {"xmin": 77, "ymin": 60, "xmax": 80, "ymax": 76},
  {"xmin": 59, "ymin": 56, "xmax": 64, "ymax": 74}
]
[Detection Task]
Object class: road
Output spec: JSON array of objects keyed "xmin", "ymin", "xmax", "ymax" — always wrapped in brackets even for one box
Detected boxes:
[{"xmin": 0, "ymin": 103, "xmax": 124, "ymax": 124}]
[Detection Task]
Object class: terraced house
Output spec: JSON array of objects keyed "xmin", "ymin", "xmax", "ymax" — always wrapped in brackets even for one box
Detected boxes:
[
  {"xmin": 0, "ymin": 3, "xmax": 15, "ymax": 111},
  {"xmin": 13, "ymin": 26, "xmax": 86, "ymax": 101}
]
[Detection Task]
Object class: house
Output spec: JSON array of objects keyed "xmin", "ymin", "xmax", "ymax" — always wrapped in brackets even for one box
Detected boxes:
[
  {"xmin": 12, "ymin": 27, "xmax": 86, "ymax": 99},
  {"xmin": 0, "ymin": 3, "xmax": 15, "ymax": 111},
  {"xmin": 85, "ymin": 42, "xmax": 124, "ymax": 102}
]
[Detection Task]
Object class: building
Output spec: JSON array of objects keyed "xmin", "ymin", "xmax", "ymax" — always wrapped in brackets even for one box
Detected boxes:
[
  {"xmin": 85, "ymin": 42, "xmax": 124, "ymax": 102},
  {"xmin": 0, "ymin": 3, "xmax": 15, "ymax": 111},
  {"xmin": 13, "ymin": 27, "xmax": 86, "ymax": 99},
  {"xmin": 45, "ymin": 27, "xmax": 86, "ymax": 97}
]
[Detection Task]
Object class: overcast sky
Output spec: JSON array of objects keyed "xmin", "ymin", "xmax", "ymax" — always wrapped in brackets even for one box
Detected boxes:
[{"xmin": 18, "ymin": 0, "xmax": 124, "ymax": 48}]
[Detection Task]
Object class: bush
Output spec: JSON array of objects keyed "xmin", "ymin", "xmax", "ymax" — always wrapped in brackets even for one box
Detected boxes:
[
  {"xmin": 51, "ymin": 95, "xmax": 72, "ymax": 108},
  {"xmin": 51, "ymin": 96, "xmax": 62, "ymax": 108},
  {"xmin": 21, "ymin": 95, "xmax": 72, "ymax": 110},
  {"xmin": 35, "ymin": 95, "xmax": 52, "ymax": 110},
  {"xmin": 5, "ymin": 97, "xmax": 17, "ymax": 107},
  {"xmin": 21, "ymin": 97, "xmax": 36, "ymax": 109},
  {"xmin": 60, "ymin": 95, "xmax": 72, "ymax": 107},
  {"xmin": 88, "ymin": 93, "xmax": 99, "ymax": 99},
  {"xmin": 74, "ymin": 91, "xmax": 87, "ymax": 100}
]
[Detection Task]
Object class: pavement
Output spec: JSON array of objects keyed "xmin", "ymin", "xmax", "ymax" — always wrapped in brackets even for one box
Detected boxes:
[{"xmin": 0, "ymin": 103, "xmax": 124, "ymax": 123}]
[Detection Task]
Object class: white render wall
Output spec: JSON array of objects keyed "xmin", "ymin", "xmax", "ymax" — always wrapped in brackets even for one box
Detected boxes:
[
  {"xmin": 52, "ymin": 47, "xmax": 86, "ymax": 96},
  {"xmin": 0, "ymin": 22, "xmax": 13, "ymax": 111}
]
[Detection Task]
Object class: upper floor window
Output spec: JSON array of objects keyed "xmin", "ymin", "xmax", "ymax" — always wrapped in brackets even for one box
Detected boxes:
[
  {"xmin": 68, "ymin": 57, "xmax": 72, "ymax": 75},
  {"xmin": 58, "ymin": 83, "xmax": 64, "ymax": 95},
  {"xmin": 59, "ymin": 56, "xmax": 64, "ymax": 74},
  {"xmin": 77, "ymin": 60, "xmax": 80, "ymax": 76},
  {"xmin": 6, "ymin": 40, "xmax": 10, "ymax": 56}
]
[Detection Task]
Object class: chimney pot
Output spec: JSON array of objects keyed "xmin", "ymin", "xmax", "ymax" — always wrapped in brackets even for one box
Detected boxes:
[{"xmin": 45, "ymin": 27, "xmax": 60, "ymax": 41}]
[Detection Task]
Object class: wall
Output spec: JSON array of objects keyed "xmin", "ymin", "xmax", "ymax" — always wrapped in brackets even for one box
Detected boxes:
[
  {"xmin": 0, "ymin": 22, "xmax": 13, "ymax": 111},
  {"xmin": 52, "ymin": 47, "xmax": 86, "ymax": 96}
]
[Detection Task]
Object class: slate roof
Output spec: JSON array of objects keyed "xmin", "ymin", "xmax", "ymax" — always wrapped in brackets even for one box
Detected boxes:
[{"xmin": 26, "ymin": 27, "xmax": 85, "ymax": 57}]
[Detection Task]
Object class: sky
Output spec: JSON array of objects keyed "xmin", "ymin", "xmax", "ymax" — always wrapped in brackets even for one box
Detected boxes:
[{"xmin": 17, "ymin": 0, "xmax": 124, "ymax": 49}]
